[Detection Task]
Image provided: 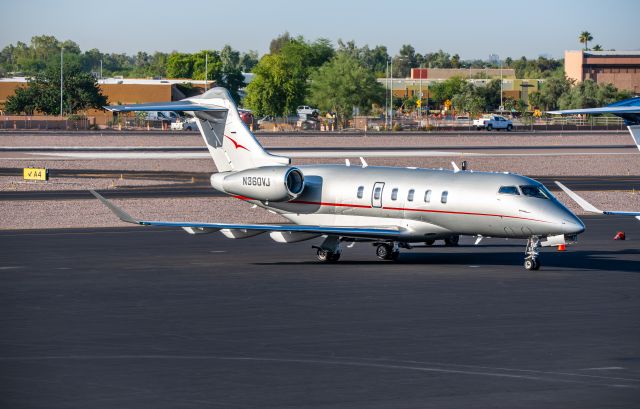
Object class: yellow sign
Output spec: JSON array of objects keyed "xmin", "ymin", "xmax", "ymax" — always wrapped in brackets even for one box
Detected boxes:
[
  {"xmin": 416, "ymin": 99, "xmax": 422, "ymax": 108},
  {"xmin": 533, "ymin": 109, "xmax": 542, "ymax": 118},
  {"xmin": 23, "ymin": 167, "xmax": 48, "ymax": 181}
]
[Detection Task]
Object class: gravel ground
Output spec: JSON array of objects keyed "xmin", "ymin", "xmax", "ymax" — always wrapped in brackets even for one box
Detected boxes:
[
  {"xmin": 0, "ymin": 132, "xmax": 634, "ymax": 148},
  {"xmin": 0, "ymin": 197, "xmax": 287, "ymax": 230},
  {"xmin": 2, "ymin": 152, "xmax": 640, "ymax": 177},
  {"xmin": 1, "ymin": 191, "xmax": 638, "ymax": 230},
  {"xmin": 0, "ymin": 176, "xmax": 181, "ymax": 191},
  {"xmin": 1, "ymin": 132, "xmax": 639, "ymax": 230}
]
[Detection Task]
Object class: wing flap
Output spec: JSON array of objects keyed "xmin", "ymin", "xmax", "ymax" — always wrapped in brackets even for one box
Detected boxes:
[{"xmin": 90, "ymin": 190, "xmax": 401, "ymax": 239}]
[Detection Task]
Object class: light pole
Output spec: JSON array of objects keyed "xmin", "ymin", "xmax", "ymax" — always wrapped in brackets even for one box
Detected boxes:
[
  {"xmin": 500, "ymin": 56, "xmax": 503, "ymax": 112},
  {"xmin": 60, "ymin": 47, "xmax": 63, "ymax": 117},
  {"xmin": 205, "ymin": 52, "xmax": 208, "ymax": 91}
]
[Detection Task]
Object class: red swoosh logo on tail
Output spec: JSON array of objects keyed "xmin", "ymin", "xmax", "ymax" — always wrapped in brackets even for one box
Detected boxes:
[{"xmin": 225, "ymin": 135, "xmax": 250, "ymax": 152}]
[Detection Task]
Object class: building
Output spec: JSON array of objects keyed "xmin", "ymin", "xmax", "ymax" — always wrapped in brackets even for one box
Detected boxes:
[
  {"xmin": 565, "ymin": 50, "xmax": 640, "ymax": 94},
  {"xmin": 378, "ymin": 67, "xmax": 540, "ymax": 107},
  {"xmin": 0, "ymin": 77, "xmax": 212, "ymax": 125}
]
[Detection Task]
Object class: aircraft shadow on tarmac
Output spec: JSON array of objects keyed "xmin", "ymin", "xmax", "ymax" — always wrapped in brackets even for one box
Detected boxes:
[{"xmin": 256, "ymin": 248, "xmax": 640, "ymax": 273}]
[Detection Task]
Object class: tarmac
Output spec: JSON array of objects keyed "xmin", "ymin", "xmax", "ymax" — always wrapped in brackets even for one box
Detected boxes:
[{"xmin": 1, "ymin": 215, "xmax": 639, "ymax": 408}]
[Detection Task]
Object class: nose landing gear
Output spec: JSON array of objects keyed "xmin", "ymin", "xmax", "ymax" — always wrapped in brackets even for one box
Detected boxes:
[{"xmin": 524, "ymin": 236, "xmax": 541, "ymax": 270}]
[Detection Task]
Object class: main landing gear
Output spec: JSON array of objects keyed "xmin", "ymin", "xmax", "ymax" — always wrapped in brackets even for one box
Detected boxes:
[
  {"xmin": 314, "ymin": 235, "xmax": 341, "ymax": 263},
  {"xmin": 524, "ymin": 236, "xmax": 541, "ymax": 270},
  {"xmin": 375, "ymin": 242, "xmax": 399, "ymax": 261}
]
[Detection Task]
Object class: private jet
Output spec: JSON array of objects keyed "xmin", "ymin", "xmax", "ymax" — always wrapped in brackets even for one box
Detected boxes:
[{"xmin": 94, "ymin": 87, "xmax": 585, "ymax": 270}]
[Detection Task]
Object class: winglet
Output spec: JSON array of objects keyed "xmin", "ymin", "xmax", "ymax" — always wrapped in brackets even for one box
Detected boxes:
[
  {"xmin": 89, "ymin": 190, "xmax": 141, "ymax": 224},
  {"xmin": 554, "ymin": 182, "xmax": 603, "ymax": 214}
]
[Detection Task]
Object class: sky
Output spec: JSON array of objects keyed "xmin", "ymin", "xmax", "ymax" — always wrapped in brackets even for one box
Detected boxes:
[{"xmin": 2, "ymin": 0, "xmax": 639, "ymax": 60}]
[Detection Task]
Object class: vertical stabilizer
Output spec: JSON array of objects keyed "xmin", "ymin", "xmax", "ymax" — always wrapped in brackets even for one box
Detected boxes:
[{"xmin": 188, "ymin": 88, "xmax": 290, "ymax": 172}]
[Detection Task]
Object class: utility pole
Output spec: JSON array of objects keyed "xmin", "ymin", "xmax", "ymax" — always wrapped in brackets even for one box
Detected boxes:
[
  {"xmin": 389, "ymin": 57, "xmax": 393, "ymax": 129},
  {"xmin": 60, "ymin": 47, "xmax": 63, "ymax": 117},
  {"xmin": 384, "ymin": 59, "xmax": 388, "ymax": 128},
  {"xmin": 500, "ymin": 56, "xmax": 503, "ymax": 111},
  {"xmin": 205, "ymin": 53, "xmax": 208, "ymax": 91},
  {"xmin": 100, "ymin": 59, "xmax": 103, "ymax": 79}
]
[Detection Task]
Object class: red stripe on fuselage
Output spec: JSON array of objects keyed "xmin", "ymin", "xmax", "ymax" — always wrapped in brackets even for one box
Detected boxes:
[{"xmin": 232, "ymin": 196, "xmax": 551, "ymax": 224}]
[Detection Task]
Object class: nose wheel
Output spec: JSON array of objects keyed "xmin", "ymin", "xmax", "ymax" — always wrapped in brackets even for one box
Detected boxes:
[{"xmin": 524, "ymin": 236, "xmax": 541, "ymax": 270}]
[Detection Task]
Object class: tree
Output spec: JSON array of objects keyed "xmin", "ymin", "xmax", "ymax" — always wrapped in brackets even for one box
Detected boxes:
[
  {"xmin": 244, "ymin": 52, "xmax": 307, "ymax": 116},
  {"xmin": 529, "ymin": 76, "xmax": 573, "ymax": 110},
  {"xmin": 308, "ymin": 53, "xmax": 384, "ymax": 127},
  {"xmin": 240, "ymin": 50, "xmax": 259, "ymax": 72},
  {"xmin": 166, "ymin": 53, "xmax": 195, "ymax": 78},
  {"xmin": 269, "ymin": 32, "xmax": 292, "ymax": 54},
  {"xmin": 5, "ymin": 60, "xmax": 106, "ymax": 115},
  {"xmin": 579, "ymin": 31, "xmax": 593, "ymax": 51},
  {"xmin": 429, "ymin": 76, "xmax": 466, "ymax": 107},
  {"xmin": 592, "ymin": 44, "xmax": 603, "ymax": 51},
  {"xmin": 558, "ymin": 79, "xmax": 631, "ymax": 110}
]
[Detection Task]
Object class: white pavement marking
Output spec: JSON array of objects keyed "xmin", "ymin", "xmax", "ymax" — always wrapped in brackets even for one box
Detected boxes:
[{"xmin": 0, "ymin": 355, "xmax": 636, "ymax": 388}]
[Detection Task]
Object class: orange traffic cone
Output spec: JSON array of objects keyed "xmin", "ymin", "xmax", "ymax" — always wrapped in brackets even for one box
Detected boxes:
[
  {"xmin": 557, "ymin": 244, "xmax": 566, "ymax": 251},
  {"xmin": 614, "ymin": 231, "xmax": 626, "ymax": 240}
]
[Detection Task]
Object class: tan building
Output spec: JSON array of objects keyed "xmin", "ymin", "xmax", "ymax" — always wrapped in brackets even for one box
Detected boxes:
[
  {"xmin": 565, "ymin": 50, "xmax": 640, "ymax": 93},
  {"xmin": 0, "ymin": 77, "xmax": 210, "ymax": 125},
  {"xmin": 410, "ymin": 68, "xmax": 516, "ymax": 80}
]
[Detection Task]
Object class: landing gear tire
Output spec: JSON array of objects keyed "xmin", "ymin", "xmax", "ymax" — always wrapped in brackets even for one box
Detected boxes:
[
  {"xmin": 376, "ymin": 244, "xmax": 398, "ymax": 261},
  {"xmin": 317, "ymin": 249, "xmax": 340, "ymax": 263},
  {"xmin": 444, "ymin": 235, "xmax": 460, "ymax": 246},
  {"xmin": 425, "ymin": 239, "xmax": 435, "ymax": 246},
  {"xmin": 524, "ymin": 258, "xmax": 540, "ymax": 271}
]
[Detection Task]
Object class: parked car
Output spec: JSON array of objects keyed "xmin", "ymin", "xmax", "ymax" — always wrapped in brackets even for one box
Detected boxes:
[
  {"xmin": 473, "ymin": 115, "xmax": 513, "ymax": 131},
  {"xmin": 455, "ymin": 116, "xmax": 471, "ymax": 125},
  {"xmin": 145, "ymin": 111, "xmax": 180, "ymax": 123},
  {"xmin": 238, "ymin": 109, "xmax": 254, "ymax": 126},
  {"xmin": 296, "ymin": 105, "xmax": 319, "ymax": 117},
  {"xmin": 170, "ymin": 117, "xmax": 196, "ymax": 131}
]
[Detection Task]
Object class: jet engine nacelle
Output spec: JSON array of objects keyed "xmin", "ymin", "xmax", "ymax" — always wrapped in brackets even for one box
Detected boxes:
[{"xmin": 211, "ymin": 166, "xmax": 305, "ymax": 202}]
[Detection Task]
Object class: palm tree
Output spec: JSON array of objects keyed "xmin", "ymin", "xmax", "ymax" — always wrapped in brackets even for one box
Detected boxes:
[
  {"xmin": 579, "ymin": 31, "xmax": 593, "ymax": 51},
  {"xmin": 592, "ymin": 44, "xmax": 603, "ymax": 51}
]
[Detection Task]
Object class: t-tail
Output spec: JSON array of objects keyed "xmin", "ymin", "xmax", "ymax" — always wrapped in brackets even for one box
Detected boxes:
[{"xmin": 104, "ymin": 87, "xmax": 290, "ymax": 171}]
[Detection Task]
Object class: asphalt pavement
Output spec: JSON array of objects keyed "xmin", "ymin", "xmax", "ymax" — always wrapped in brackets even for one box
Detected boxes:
[{"xmin": 1, "ymin": 216, "xmax": 639, "ymax": 408}]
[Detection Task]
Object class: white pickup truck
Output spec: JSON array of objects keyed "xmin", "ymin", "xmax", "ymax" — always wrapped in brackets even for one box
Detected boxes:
[{"xmin": 473, "ymin": 115, "xmax": 513, "ymax": 131}]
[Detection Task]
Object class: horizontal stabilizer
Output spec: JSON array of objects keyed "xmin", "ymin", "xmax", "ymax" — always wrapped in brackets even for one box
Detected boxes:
[
  {"xmin": 90, "ymin": 190, "xmax": 402, "ymax": 239},
  {"xmin": 104, "ymin": 100, "xmax": 227, "ymax": 113}
]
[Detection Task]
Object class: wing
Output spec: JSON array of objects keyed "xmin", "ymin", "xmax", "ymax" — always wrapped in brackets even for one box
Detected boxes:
[
  {"xmin": 90, "ymin": 190, "xmax": 402, "ymax": 239},
  {"xmin": 554, "ymin": 182, "xmax": 640, "ymax": 217}
]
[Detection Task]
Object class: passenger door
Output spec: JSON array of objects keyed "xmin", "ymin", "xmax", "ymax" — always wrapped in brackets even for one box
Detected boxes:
[{"xmin": 372, "ymin": 182, "xmax": 385, "ymax": 208}]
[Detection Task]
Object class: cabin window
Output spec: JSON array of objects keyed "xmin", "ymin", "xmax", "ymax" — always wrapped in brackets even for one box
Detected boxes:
[
  {"xmin": 391, "ymin": 188, "xmax": 398, "ymax": 201},
  {"xmin": 357, "ymin": 186, "xmax": 364, "ymax": 199},
  {"xmin": 520, "ymin": 185, "xmax": 550, "ymax": 199},
  {"xmin": 407, "ymin": 189, "xmax": 415, "ymax": 202},
  {"xmin": 441, "ymin": 191, "xmax": 448, "ymax": 204},
  {"xmin": 374, "ymin": 187, "xmax": 382, "ymax": 200},
  {"xmin": 424, "ymin": 189, "xmax": 431, "ymax": 203},
  {"xmin": 498, "ymin": 186, "xmax": 520, "ymax": 195}
]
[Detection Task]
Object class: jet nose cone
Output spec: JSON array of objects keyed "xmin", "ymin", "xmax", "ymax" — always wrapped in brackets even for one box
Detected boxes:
[{"xmin": 563, "ymin": 216, "xmax": 585, "ymax": 235}]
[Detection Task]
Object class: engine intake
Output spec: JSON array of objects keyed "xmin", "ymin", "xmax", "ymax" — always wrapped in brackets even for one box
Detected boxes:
[{"xmin": 211, "ymin": 166, "xmax": 305, "ymax": 202}]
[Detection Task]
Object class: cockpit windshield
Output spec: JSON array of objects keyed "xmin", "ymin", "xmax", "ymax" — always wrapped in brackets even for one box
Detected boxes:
[{"xmin": 520, "ymin": 185, "xmax": 550, "ymax": 199}]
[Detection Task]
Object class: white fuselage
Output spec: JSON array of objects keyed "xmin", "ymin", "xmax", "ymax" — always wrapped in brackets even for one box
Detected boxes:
[{"xmin": 219, "ymin": 165, "xmax": 585, "ymax": 242}]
